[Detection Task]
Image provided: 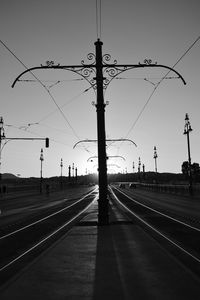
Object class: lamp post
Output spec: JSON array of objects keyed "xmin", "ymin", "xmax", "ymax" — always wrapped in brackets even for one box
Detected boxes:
[
  {"xmin": 138, "ymin": 157, "xmax": 141, "ymax": 182},
  {"xmin": 133, "ymin": 162, "xmax": 135, "ymax": 173},
  {"xmin": 40, "ymin": 148, "xmax": 44, "ymax": 193},
  {"xmin": 60, "ymin": 158, "xmax": 63, "ymax": 188},
  {"xmin": 153, "ymin": 146, "xmax": 158, "ymax": 173},
  {"xmin": 68, "ymin": 165, "xmax": 71, "ymax": 182},
  {"xmin": 72, "ymin": 163, "xmax": 74, "ymax": 181},
  {"xmin": 183, "ymin": 113, "xmax": 193, "ymax": 196},
  {"xmin": 142, "ymin": 163, "xmax": 146, "ymax": 180},
  {"xmin": 138, "ymin": 157, "xmax": 141, "ymax": 173},
  {"xmin": 0, "ymin": 117, "xmax": 5, "ymax": 190},
  {"xmin": 12, "ymin": 40, "xmax": 186, "ymax": 225}
]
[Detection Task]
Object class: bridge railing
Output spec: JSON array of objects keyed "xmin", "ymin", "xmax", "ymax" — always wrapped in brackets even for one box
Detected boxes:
[{"xmin": 116, "ymin": 181, "xmax": 200, "ymax": 199}]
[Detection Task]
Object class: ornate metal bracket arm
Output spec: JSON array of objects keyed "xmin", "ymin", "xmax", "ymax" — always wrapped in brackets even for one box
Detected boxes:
[
  {"xmin": 11, "ymin": 52, "xmax": 186, "ymax": 90},
  {"xmin": 75, "ymin": 52, "xmax": 97, "ymax": 89},
  {"xmin": 12, "ymin": 52, "xmax": 98, "ymax": 91},
  {"xmin": 73, "ymin": 138, "xmax": 137, "ymax": 149},
  {"xmin": 139, "ymin": 59, "xmax": 157, "ymax": 65},
  {"xmin": 106, "ymin": 138, "xmax": 137, "ymax": 147},
  {"xmin": 73, "ymin": 139, "xmax": 97, "ymax": 149},
  {"xmin": 40, "ymin": 60, "xmax": 60, "ymax": 67},
  {"xmin": 102, "ymin": 60, "xmax": 186, "ymax": 89}
]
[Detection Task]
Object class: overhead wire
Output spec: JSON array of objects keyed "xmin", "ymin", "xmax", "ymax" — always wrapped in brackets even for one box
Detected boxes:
[
  {"xmin": 38, "ymin": 85, "xmax": 94, "ymax": 123},
  {"xmin": 4, "ymin": 123, "xmax": 72, "ymax": 147},
  {"xmin": 18, "ymin": 78, "xmax": 84, "ymax": 89},
  {"xmin": 0, "ymin": 39, "xmax": 81, "ymax": 140},
  {"xmin": 96, "ymin": 0, "xmax": 102, "ymax": 40},
  {"xmin": 124, "ymin": 34, "xmax": 200, "ymax": 138},
  {"xmin": 0, "ymin": 39, "xmax": 95, "ymax": 155},
  {"xmin": 110, "ymin": 34, "xmax": 200, "ymax": 160},
  {"xmin": 99, "ymin": 0, "xmax": 102, "ymax": 39}
]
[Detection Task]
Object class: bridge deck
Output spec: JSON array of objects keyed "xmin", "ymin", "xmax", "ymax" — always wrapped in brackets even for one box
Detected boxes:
[{"xmin": 1, "ymin": 200, "xmax": 200, "ymax": 300}]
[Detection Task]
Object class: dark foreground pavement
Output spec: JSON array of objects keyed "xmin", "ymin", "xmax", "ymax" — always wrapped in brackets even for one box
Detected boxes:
[{"xmin": 0, "ymin": 200, "xmax": 200, "ymax": 300}]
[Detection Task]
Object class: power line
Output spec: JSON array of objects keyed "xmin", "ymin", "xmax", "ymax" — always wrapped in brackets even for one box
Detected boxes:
[
  {"xmin": 96, "ymin": 0, "xmax": 102, "ymax": 39},
  {"xmin": 99, "ymin": 0, "xmax": 102, "ymax": 39},
  {"xmin": 124, "ymin": 85, "xmax": 159, "ymax": 138},
  {"xmin": 38, "ymin": 85, "xmax": 93, "ymax": 123},
  {"xmin": 0, "ymin": 39, "xmax": 81, "ymax": 140},
  {"xmin": 116, "ymin": 76, "xmax": 179, "ymax": 81},
  {"xmin": 4, "ymin": 123, "xmax": 75, "ymax": 148},
  {"xmin": 124, "ymin": 34, "xmax": 200, "ymax": 138},
  {"xmin": 0, "ymin": 40, "xmax": 97, "ymax": 156},
  {"xmin": 155, "ymin": 34, "xmax": 200, "ymax": 87},
  {"xmin": 18, "ymin": 78, "xmax": 84, "ymax": 89}
]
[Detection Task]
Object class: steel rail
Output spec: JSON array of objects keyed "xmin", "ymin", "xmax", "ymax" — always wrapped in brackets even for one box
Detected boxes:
[
  {"xmin": 0, "ymin": 192, "xmax": 98, "ymax": 272},
  {"xmin": 0, "ymin": 187, "xmax": 98, "ymax": 240},
  {"xmin": 109, "ymin": 186, "xmax": 200, "ymax": 264},
  {"xmin": 111, "ymin": 186, "xmax": 200, "ymax": 232}
]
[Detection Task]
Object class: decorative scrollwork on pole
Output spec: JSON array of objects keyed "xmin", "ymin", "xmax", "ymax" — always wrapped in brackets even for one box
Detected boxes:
[
  {"xmin": 41, "ymin": 60, "xmax": 60, "ymax": 67},
  {"xmin": 103, "ymin": 65, "xmax": 128, "ymax": 90},
  {"xmin": 69, "ymin": 52, "xmax": 97, "ymax": 90},
  {"xmin": 81, "ymin": 52, "xmax": 96, "ymax": 66},
  {"xmin": 139, "ymin": 59, "xmax": 157, "ymax": 65},
  {"xmin": 102, "ymin": 53, "xmax": 117, "ymax": 65},
  {"xmin": 102, "ymin": 53, "xmax": 121, "ymax": 89}
]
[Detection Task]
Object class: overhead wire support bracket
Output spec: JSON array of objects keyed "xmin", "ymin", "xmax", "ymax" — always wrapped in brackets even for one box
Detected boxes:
[
  {"xmin": 73, "ymin": 138, "xmax": 137, "ymax": 149},
  {"xmin": 11, "ymin": 60, "xmax": 186, "ymax": 91},
  {"xmin": 87, "ymin": 155, "xmax": 126, "ymax": 162}
]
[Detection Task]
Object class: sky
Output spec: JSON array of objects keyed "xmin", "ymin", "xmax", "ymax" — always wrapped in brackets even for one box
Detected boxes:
[{"xmin": 0, "ymin": 0, "xmax": 200, "ymax": 178}]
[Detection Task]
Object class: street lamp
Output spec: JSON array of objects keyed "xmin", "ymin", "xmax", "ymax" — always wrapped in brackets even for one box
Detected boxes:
[
  {"xmin": 0, "ymin": 117, "xmax": 5, "ymax": 188},
  {"xmin": 60, "ymin": 158, "xmax": 63, "ymax": 188},
  {"xmin": 183, "ymin": 113, "xmax": 193, "ymax": 196},
  {"xmin": 60, "ymin": 158, "xmax": 63, "ymax": 176},
  {"xmin": 142, "ymin": 164, "xmax": 146, "ymax": 180},
  {"xmin": 75, "ymin": 167, "xmax": 77, "ymax": 182},
  {"xmin": 72, "ymin": 163, "xmax": 74, "ymax": 180},
  {"xmin": 138, "ymin": 157, "xmax": 141, "ymax": 173},
  {"xmin": 138, "ymin": 157, "xmax": 141, "ymax": 182},
  {"xmin": 153, "ymin": 146, "xmax": 158, "ymax": 173},
  {"xmin": 68, "ymin": 165, "xmax": 71, "ymax": 182},
  {"xmin": 40, "ymin": 148, "xmax": 44, "ymax": 193},
  {"xmin": 133, "ymin": 162, "xmax": 135, "ymax": 173}
]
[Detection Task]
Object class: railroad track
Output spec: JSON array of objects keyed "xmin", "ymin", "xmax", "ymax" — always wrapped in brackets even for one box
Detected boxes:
[
  {"xmin": 0, "ymin": 187, "xmax": 98, "ymax": 286},
  {"xmin": 110, "ymin": 185, "xmax": 200, "ymax": 278}
]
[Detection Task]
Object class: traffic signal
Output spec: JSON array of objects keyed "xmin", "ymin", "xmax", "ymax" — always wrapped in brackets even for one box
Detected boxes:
[{"xmin": 45, "ymin": 138, "xmax": 49, "ymax": 148}]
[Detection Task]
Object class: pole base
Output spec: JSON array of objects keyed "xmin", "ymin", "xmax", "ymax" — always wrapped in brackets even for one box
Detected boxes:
[
  {"xmin": 97, "ymin": 198, "xmax": 109, "ymax": 225},
  {"xmin": 98, "ymin": 213, "xmax": 109, "ymax": 226}
]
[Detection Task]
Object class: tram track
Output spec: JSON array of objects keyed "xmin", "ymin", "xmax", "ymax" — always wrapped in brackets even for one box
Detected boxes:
[
  {"xmin": 110, "ymin": 185, "xmax": 200, "ymax": 278},
  {"xmin": 0, "ymin": 187, "xmax": 98, "ymax": 286}
]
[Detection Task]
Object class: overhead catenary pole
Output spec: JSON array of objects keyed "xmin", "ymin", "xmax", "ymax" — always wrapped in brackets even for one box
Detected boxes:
[
  {"xmin": 12, "ymin": 40, "xmax": 186, "ymax": 225},
  {"xmin": 95, "ymin": 39, "xmax": 109, "ymax": 225}
]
